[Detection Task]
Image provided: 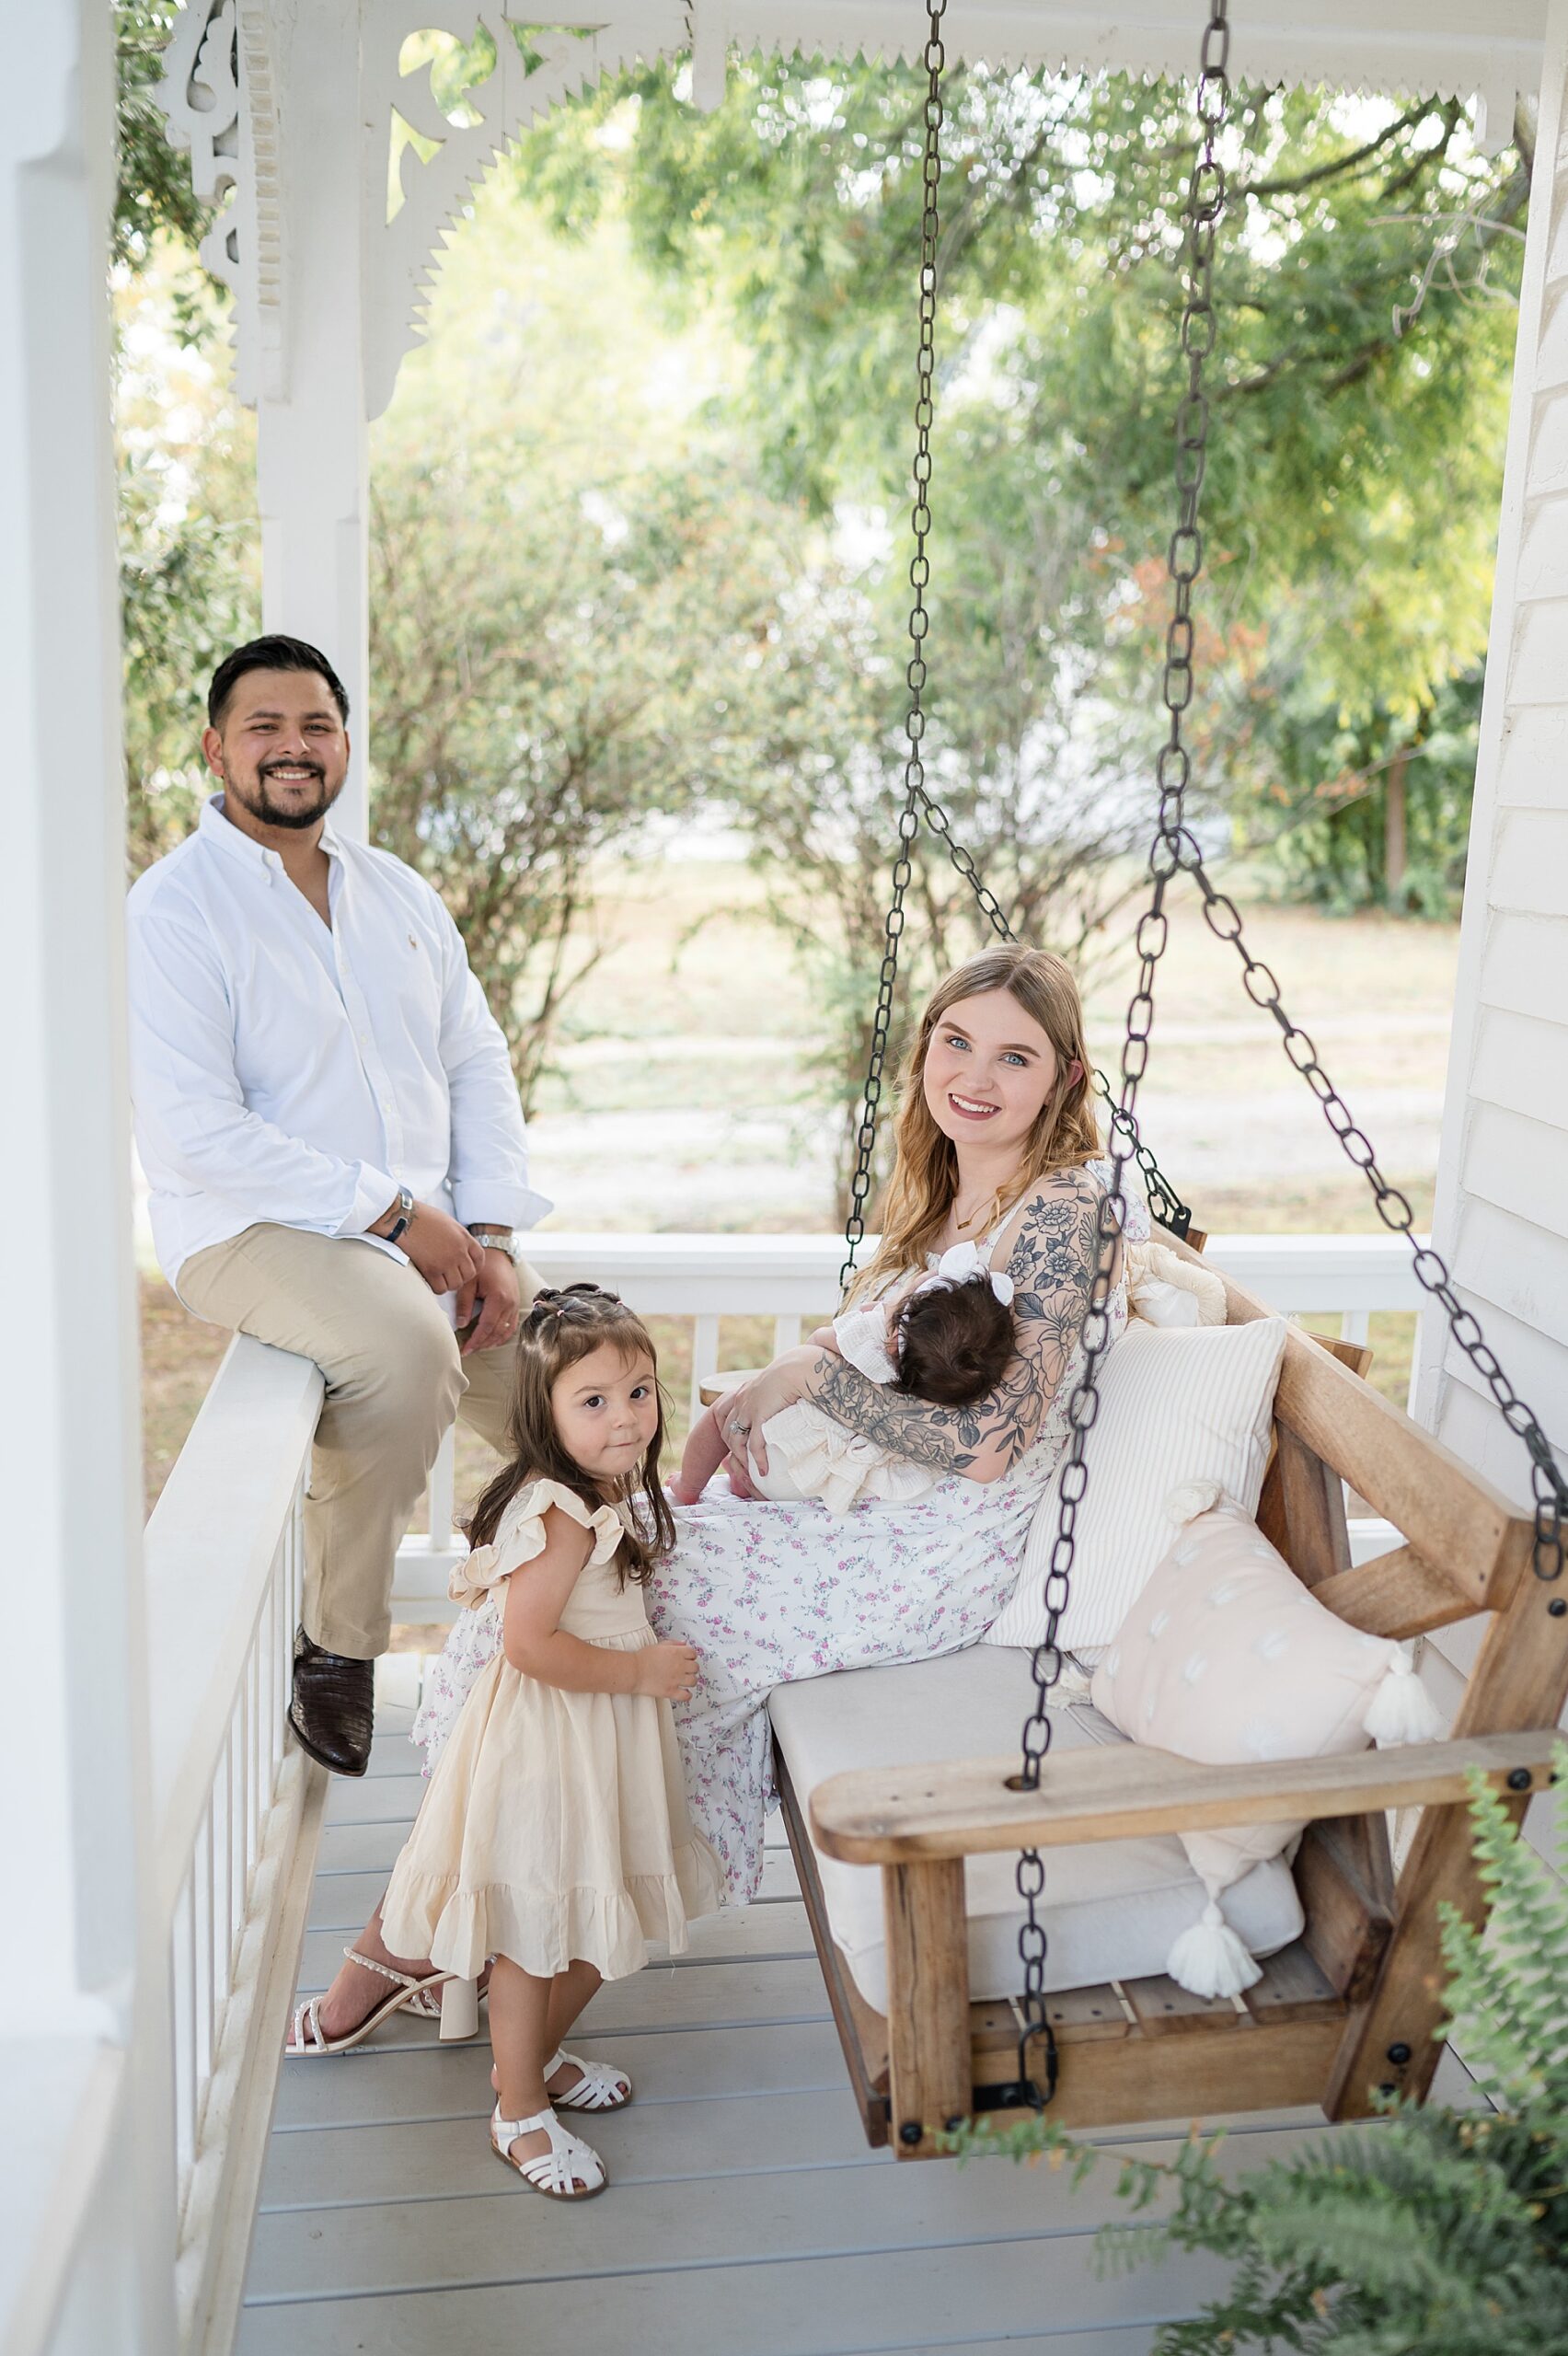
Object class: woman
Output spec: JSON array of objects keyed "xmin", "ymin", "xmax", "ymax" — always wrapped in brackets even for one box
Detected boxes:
[
  {"xmin": 290, "ymin": 944, "xmax": 1131, "ymax": 2046},
  {"xmin": 652, "ymin": 941, "xmax": 1133, "ymax": 1899}
]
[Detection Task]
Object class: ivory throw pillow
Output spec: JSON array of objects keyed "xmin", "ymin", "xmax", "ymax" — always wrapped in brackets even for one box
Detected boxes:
[
  {"xmin": 986, "ymin": 1316, "xmax": 1288, "ymax": 1656},
  {"xmin": 1090, "ymin": 1495, "xmax": 1440, "ymax": 1899},
  {"xmin": 1088, "ymin": 1492, "xmax": 1440, "ymax": 2001}
]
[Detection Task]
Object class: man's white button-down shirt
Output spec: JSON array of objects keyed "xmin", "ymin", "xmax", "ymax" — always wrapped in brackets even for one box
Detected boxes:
[{"xmin": 127, "ymin": 796, "xmax": 550, "ymax": 1289}]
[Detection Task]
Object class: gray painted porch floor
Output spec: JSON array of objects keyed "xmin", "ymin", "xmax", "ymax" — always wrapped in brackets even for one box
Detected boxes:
[{"xmin": 236, "ymin": 1702, "xmax": 1476, "ymax": 2355}]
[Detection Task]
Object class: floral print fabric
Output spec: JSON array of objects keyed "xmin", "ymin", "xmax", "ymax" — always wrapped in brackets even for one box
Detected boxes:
[{"xmin": 649, "ymin": 1284, "xmax": 1127, "ymax": 1901}]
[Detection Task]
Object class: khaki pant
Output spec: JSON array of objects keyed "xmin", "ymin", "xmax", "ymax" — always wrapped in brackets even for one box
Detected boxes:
[{"xmin": 179, "ymin": 1225, "xmax": 541, "ymax": 1657}]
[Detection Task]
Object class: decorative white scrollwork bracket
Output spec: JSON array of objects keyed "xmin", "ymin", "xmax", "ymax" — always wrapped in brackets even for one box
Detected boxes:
[
  {"xmin": 156, "ymin": 0, "xmax": 285, "ymax": 405},
  {"xmin": 362, "ymin": 7, "xmax": 688, "ymax": 417}
]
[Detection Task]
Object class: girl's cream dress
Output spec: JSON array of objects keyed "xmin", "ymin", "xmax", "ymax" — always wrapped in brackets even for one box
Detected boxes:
[{"xmin": 382, "ymin": 1479, "xmax": 723, "ymax": 1981}]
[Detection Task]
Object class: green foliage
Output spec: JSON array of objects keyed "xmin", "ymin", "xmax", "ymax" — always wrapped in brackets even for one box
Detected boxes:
[
  {"xmin": 120, "ymin": 462, "xmax": 258, "ymax": 872},
  {"xmin": 369, "ymin": 449, "xmax": 784, "ymax": 1112},
  {"xmin": 524, "ymin": 57, "xmax": 1528, "ymax": 906},
  {"xmin": 945, "ymin": 1749, "xmax": 1568, "ymax": 2354},
  {"xmin": 114, "ymin": 1, "xmax": 224, "ymax": 346}
]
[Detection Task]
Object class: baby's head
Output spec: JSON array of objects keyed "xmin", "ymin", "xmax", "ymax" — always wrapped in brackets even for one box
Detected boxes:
[{"xmin": 892, "ymin": 1272, "xmax": 1015, "ymax": 1407}]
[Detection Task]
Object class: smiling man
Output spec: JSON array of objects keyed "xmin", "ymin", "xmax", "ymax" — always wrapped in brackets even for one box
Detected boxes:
[{"xmin": 126, "ymin": 636, "xmax": 549, "ymax": 1776}]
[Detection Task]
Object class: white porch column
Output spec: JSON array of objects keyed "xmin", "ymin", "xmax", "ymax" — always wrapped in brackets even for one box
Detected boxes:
[
  {"xmin": 254, "ymin": 0, "xmax": 372, "ymax": 839},
  {"xmin": 0, "ymin": 3, "xmax": 176, "ymax": 2350}
]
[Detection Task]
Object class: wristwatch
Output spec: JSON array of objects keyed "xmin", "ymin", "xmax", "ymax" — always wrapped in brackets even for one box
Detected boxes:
[
  {"xmin": 384, "ymin": 1185, "xmax": 414, "ymax": 1246},
  {"xmin": 468, "ymin": 1227, "xmax": 514, "ymax": 1255}
]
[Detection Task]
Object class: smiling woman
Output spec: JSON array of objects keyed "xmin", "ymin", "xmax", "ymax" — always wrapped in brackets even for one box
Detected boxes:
[{"xmin": 646, "ymin": 942, "xmax": 1139, "ymax": 1899}]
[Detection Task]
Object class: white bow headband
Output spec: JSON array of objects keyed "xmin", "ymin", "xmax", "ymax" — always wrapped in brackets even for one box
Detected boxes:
[{"xmin": 912, "ymin": 1239, "xmax": 1016, "ymax": 1308}]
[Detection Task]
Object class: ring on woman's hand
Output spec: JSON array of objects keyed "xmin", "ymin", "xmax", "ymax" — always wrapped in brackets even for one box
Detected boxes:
[{"xmin": 727, "ymin": 1417, "xmax": 750, "ymax": 1440}]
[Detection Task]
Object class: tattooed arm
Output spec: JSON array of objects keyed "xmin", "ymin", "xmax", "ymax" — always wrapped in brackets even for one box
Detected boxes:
[{"xmin": 802, "ymin": 1170, "xmax": 1105, "ymax": 1484}]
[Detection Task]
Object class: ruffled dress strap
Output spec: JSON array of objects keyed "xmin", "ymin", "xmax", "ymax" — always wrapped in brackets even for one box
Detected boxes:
[{"xmin": 447, "ymin": 1478, "xmax": 625, "ymax": 1609}]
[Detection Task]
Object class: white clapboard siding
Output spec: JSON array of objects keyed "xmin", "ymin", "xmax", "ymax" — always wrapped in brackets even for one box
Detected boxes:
[{"xmin": 1422, "ymin": 5, "xmax": 1568, "ymax": 1777}]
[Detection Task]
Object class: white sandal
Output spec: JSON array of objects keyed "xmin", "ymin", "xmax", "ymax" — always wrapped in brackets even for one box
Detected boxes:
[
  {"xmin": 490, "ymin": 2103, "xmax": 607, "ymax": 2200},
  {"xmin": 285, "ymin": 1948, "xmax": 454, "ymax": 2057},
  {"xmin": 546, "ymin": 2047, "xmax": 632, "ymax": 2112}
]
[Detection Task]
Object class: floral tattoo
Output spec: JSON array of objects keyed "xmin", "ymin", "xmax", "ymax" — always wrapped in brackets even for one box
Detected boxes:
[{"xmin": 808, "ymin": 1173, "xmax": 1105, "ymax": 1476}]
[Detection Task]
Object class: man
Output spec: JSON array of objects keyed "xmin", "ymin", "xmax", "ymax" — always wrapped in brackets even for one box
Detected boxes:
[{"xmin": 127, "ymin": 634, "xmax": 549, "ymax": 1775}]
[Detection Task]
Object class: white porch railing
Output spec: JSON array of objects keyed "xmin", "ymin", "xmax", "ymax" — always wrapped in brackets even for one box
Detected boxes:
[
  {"xmin": 394, "ymin": 1230, "xmax": 1427, "ymax": 1617},
  {"xmin": 141, "ymin": 1335, "xmax": 324, "ymax": 2356}
]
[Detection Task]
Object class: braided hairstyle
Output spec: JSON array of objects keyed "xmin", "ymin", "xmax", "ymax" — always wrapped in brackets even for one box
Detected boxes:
[{"xmin": 465, "ymin": 1282, "xmax": 675, "ymax": 1585}]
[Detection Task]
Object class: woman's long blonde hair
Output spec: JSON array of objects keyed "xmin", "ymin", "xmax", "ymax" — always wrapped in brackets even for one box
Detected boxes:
[{"xmin": 848, "ymin": 945, "xmax": 1100, "ymax": 1303}]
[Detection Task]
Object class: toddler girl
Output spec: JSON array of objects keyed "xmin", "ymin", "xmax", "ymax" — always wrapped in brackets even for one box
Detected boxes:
[
  {"xmin": 671, "ymin": 1241, "xmax": 1016, "ymax": 1514},
  {"xmin": 380, "ymin": 1283, "xmax": 723, "ymax": 2201}
]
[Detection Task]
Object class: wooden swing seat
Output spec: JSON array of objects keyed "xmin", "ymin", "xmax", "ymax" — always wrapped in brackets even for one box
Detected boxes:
[{"xmin": 768, "ymin": 1245, "xmax": 1566, "ymax": 2157}]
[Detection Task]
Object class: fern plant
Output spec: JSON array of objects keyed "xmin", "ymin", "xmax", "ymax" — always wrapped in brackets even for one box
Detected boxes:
[{"xmin": 946, "ymin": 1749, "xmax": 1568, "ymax": 2354}]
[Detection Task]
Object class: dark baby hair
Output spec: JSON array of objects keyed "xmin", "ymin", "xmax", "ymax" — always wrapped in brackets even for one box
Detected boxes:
[
  {"xmin": 208, "ymin": 634, "xmax": 352, "ymax": 728},
  {"xmin": 465, "ymin": 1282, "xmax": 674, "ymax": 1585},
  {"xmin": 892, "ymin": 1273, "xmax": 1015, "ymax": 1408}
]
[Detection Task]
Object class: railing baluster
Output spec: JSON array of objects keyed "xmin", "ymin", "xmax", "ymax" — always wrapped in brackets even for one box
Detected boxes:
[
  {"xmin": 690, "ymin": 1314, "xmax": 721, "ymax": 1426},
  {"xmin": 773, "ymin": 1314, "xmax": 802, "ymax": 1354},
  {"xmin": 429, "ymin": 1424, "xmax": 456, "ymax": 1551}
]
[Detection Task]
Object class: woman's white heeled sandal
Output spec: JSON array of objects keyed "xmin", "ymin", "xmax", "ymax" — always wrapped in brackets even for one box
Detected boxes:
[
  {"xmin": 545, "ymin": 2048, "xmax": 632, "ymax": 2111},
  {"xmin": 490, "ymin": 2104, "xmax": 607, "ymax": 2199},
  {"xmin": 285, "ymin": 1949, "xmax": 454, "ymax": 2057}
]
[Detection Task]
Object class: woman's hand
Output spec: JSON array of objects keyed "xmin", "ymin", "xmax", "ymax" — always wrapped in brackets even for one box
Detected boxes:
[{"xmin": 714, "ymin": 1347, "xmax": 824, "ymax": 1485}]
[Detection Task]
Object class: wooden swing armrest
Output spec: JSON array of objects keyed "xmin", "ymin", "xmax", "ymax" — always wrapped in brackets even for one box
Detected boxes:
[{"xmin": 809, "ymin": 1731, "xmax": 1558, "ymax": 1865}]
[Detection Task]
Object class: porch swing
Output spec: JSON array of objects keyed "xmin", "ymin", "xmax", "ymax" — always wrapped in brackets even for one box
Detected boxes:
[{"xmin": 757, "ymin": 0, "xmax": 1568, "ymax": 2156}]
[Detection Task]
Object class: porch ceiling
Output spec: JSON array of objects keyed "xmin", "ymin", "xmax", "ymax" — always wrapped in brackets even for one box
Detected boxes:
[{"xmin": 727, "ymin": 0, "xmax": 1545, "ymax": 121}]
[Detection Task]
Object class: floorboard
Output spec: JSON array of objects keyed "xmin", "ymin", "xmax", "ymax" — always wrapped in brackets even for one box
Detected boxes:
[
  {"xmin": 242, "ymin": 1699, "xmax": 1453, "ymax": 2356},
  {"xmin": 235, "ymin": 2238, "xmax": 1230, "ymax": 2354}
]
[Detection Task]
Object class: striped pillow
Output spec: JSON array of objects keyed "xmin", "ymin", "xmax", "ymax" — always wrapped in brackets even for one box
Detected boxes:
[{"xmin": 985, "ymin": 1317, "xmax": 1289, "ymax": 1655}]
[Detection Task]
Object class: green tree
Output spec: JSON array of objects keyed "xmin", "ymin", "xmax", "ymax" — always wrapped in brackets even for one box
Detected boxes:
[
  {"xmin": 369, "ymin": 450, "xmax": 786, "ymax": 1109},
  {"xmin": 523, "ymin": 57, "xmax": 1527, "ymax": 905}
]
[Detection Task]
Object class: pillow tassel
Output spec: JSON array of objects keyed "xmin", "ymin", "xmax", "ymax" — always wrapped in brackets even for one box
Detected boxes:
[
  {"xmin": 1167, "ymin": 1900, "xmax": 1262, "ymax": 2000},
  {"xmin": 1363, "ymin": 1650, "xmax": 1444, "ymax": 1747}
]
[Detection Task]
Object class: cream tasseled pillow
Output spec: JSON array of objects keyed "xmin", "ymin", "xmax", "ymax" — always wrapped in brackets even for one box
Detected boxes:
[
  {"xmin": 1090, "ymin": 1485, "xmax": 1441, "ymax": 1999},
  {"xmin": 986, "ymin": 1316, "xmax": 1288, "ymax": 1656}
]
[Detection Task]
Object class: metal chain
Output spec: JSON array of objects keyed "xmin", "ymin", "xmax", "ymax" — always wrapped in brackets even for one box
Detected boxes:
[
  {"xmin": 1181, "ymin": 872, "xmax": 1567, "ymax": 1583},
  {"xmin": 1009, "ymin": 0, "xmax": 1236, "ymax": 2110},
  {"xmin": 840, "ymin": 0, "xmax": 949, "ymax": 1294}
]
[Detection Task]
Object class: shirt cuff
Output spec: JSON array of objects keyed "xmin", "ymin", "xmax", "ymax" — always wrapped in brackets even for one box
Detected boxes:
[
  {"xmin": 339, "ymin": 1164, "xmax": 400, "ymax": 1239},
  {"xmin": 451, "ymin": 1180, "xmax": 554, "ymax": 1231}
]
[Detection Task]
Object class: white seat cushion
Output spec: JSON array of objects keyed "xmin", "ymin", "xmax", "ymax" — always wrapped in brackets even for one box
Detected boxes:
[{"xmin": 769, "ymin": 1645, "xmax": 1303, "ymax": 2016}]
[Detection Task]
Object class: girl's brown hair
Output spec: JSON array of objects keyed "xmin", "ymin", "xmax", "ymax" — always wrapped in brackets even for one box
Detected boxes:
[
  {"xmin": 849, "ymin": 944, "xmax": 1100, "ymax": 1303},
  {"xmin": 465, "ymin": 1282, "xmax": 675, "ymax": 1585}
]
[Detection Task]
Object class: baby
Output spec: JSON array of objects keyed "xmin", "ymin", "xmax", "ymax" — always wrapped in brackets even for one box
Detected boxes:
[{"xmin": 671, "ymin": 1242, "xmax": 1016, "ymax": 1517}]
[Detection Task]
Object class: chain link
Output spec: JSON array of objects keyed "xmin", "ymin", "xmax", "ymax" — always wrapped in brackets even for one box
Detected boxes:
[{"xmin": 840, "ymin": 2, "xmax": 949, "ymax": 1296}]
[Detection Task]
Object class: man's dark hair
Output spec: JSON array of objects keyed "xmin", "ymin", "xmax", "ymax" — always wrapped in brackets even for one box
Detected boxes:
[
  {"xmin": 207, "ymin": 636, "xmax": 351, "ymax": 729},
  {"xmin": 892, "ymin": 1273, "xmax": 1015, "ymax": 1407}
]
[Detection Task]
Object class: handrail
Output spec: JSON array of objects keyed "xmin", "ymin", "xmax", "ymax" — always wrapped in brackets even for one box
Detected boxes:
[
  {"xmin": 144, "ymin": 1337, "xmax": 323, "ymax": 1918},
  {"xmin": 139, "ymin": 1332, "xmax": 323, "ymax": 2355},
  {"xmin": 522, "ymin": 1229, "xmax": 1427, "ymax": 1314}
]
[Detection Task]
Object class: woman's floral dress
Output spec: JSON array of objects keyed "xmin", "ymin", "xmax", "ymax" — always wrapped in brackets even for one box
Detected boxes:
[{"xmin": 651, "ymin": 1287, "xmax": 1127, "ymax": 1901}]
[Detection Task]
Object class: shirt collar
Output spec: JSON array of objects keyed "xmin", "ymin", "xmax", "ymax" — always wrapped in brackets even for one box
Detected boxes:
[{"xmin": 199, "ymin": 792, "xmax": 346, "ymax": 875}]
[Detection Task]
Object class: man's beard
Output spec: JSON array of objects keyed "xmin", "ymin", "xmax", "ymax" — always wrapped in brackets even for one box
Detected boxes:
[{"xmin": 228, "ymin": 762, "xmax": 340, "ymax": 830}]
